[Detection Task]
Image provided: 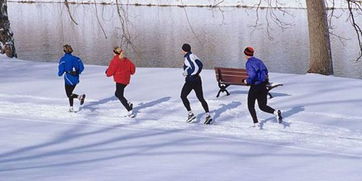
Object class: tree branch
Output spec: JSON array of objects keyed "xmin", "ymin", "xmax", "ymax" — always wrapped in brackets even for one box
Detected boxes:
[
  {"xmin": 94, "ymin": 0, "xmax": 107, "ymax": 39},
  {"xmin": 347, "ymin": 0, "xmax": 362, "ymax": 61},
  {"xmin": 64, "ymin": 0, "xmax": 78, "ymax": 25}
]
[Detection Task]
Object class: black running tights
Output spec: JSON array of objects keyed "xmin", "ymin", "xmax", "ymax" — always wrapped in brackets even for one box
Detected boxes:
[
  {"xmin": 115, "ymin": 83, "xmax": 132, "ymax": 111},
  {"xmin": 247, "ymin": 83, "xmax": 275, "ymax": 123},
  {"xmin": 65, "ymin": 84, "xmax": 78, "ymax": 107},
  {"xmin": 180, "ymin": 76, "xmax": 209, "ymax": 113}
]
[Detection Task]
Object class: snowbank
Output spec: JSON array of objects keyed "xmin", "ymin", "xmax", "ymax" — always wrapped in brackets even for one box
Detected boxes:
[
  {"xmin": 1, "ymin": 56, "xmax": 362, "ymax": 180},
  {"xmin": 1, "ymin": 56, "xmax": 362, "ymax": 150}
]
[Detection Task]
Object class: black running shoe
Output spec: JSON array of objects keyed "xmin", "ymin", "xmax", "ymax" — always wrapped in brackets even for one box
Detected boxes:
[
  {"xmin": 80, "ymin": 94, "xmax": 86, "ymax": 105},
  {"xmin": 277, "ymin": 110, "xmax": 282, "ymax": 123}
]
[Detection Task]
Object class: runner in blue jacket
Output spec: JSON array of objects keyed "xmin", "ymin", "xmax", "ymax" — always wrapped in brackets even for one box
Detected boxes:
[
  {"xmin": 58, "ymin": 44, "xmax": 86, "ymax": 112},
  {"xmin": 243, "ymin": 47, "xmax": 282, "ymax": 127}
]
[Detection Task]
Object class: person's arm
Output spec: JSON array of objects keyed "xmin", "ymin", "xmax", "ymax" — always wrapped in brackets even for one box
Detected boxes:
[
  {"xmin": 106, "ymin": 59, "xmax": 116, "ymax": 77},
  {"xmin": 128, "ymin": 59, "xmax": 136, "ymax": 75},
  {"xmin": 58, "ymin": 58, "xmax": 65, "ymax": 76},
  {"xmin": 195, "ymin": 59, "xmax": 203, "ymax": 74},
  {"xmin": 184, "ymin": 56, "xmax": 194, "ymax": 76},
  {"xmin": 77, "ymin": 57, "xmax": 85, "ymax": 75},
  {"xmin": 246, "ymin": 62, "xmax": 256, "ymax": 85}
]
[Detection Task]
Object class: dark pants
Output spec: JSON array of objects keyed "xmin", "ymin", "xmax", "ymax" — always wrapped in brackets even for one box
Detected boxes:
[
  {"xmin": 180, "ymin": 76, "xmax": 209, "ymax": 113},
  {"xmin": 248, "ymin": 82, "xmax": 275, "ymax": 123},
  {"xmin": 115, "ymin": 83, "xmax": 132, "ymax": 111},
  {"xmin": 65, "ymin": 84, "xmax": 78, "ymax": 107}
]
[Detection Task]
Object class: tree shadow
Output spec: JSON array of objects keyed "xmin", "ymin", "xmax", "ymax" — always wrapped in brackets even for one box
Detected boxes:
[
  {"xmin": 220, "ymin": 90, "xmax": 289, "ymax": 98},
  {"xmin": 191, "ymin": 101, "xmax": 241, "ymax": 124},
  {"xmin": 133, "ymin": 97, "xmax": 171, "ymax": 117},
  {"xmin": 211, "ymin": 101, "xmax": 242, "ymax": 123},
  {"xmin": 260, "ymin": 106, "xmax": 305, "ymax": 129},
  {"xmin": 81, "ymin": 96, "xmax": 118, "ymax": 112},
  {"xmin": 1, "ymin": 123, "xmax": 358, "ymax": 173},
  {"xmin": 0, "ymin": 122, "xmax": 124, "ymax": 160}
]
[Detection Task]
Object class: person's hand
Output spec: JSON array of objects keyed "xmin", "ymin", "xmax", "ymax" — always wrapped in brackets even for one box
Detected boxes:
[
  {"xmin": 182, "ymin": 71, "xmax": 188, "ymax": 77},
  {"xmin": 243, "ymin": 79, "xmax": 248, "ymax": 85}
]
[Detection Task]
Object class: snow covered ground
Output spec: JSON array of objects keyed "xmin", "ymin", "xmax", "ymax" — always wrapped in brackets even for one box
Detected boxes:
[{"xmin": 1, "ymin": 54, "xmax": 362, "ymax": 180}]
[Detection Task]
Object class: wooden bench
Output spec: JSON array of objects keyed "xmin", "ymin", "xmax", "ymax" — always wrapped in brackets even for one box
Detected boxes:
[{"xmin": 214, "ymin": 67, "xmax": 283, "ymax": 98}]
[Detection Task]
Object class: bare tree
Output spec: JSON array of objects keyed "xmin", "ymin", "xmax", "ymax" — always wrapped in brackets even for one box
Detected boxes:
[
  {"xmin": 251, "ymin": 0, "xmax": 295, "ymax": 40},
  {"xmin": 0, "ymin": 0, "xmax": 16, "ymax": 58},
  {"xmin": 306, "ymin": 0, "xmax": 333, "ymax": 75}
]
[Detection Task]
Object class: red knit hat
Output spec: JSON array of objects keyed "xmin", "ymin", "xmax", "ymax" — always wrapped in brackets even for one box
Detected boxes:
[{"xmin": 244, "ymin": 47, "xmax": 254, "ymax": 56}]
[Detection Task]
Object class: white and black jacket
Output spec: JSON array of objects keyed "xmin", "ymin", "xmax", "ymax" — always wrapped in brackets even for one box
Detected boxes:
[{"xmin": 183, "ymin": 52, "xmax": 203, "ymax": 81}]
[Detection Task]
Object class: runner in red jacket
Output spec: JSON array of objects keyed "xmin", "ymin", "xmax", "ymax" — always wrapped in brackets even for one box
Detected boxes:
[{"xmin": 106, "ymin": 47, "xmax": 136, "ymax": 117}]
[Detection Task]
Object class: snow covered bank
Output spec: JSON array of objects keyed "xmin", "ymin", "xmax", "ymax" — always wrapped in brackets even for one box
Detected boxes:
[
  {"xmin": 8, "ymin": 0, "xmax": 354, "ymax": 8},
  {"xmin": 1, "ymin": 56, "xmax": 362, "ymax": 180},
  {"xmin": 1, "ymin": 55, "xmax": 362, "ymax": 153}
]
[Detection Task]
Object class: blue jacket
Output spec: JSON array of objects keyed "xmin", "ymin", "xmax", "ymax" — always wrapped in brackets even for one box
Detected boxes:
[
  {"xmin": 58, "ymin": 53, "xmax": 84, "ymax": 85},
  {"xmin": 183, "ymin": 52, "xmax": 203, "ymax": 81},
  {"xmin": 245, "ymin": 56, "xmax": 269, "ymax": 85}
]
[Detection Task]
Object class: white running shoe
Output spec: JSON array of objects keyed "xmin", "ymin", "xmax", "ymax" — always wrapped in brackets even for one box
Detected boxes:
[
  {"xmin": 186, "ymin": 113, "xmax": 196, "ymax": 123},
  {"xmin": 274, "ymin": 110, "xmax": 283, "ymax": 123},
  {"xmin": 127, "ymin": 110, "xmax": 135, "ymax": 118},
  {"xmin": 251, "ymin": 123, "xmax": 261, "ymax": 128},
  {"xmin": 204, "ymin": 115, "xmax": 213, "ymax": 124}
]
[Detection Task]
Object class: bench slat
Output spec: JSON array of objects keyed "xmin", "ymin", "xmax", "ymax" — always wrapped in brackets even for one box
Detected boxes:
[
  {"xmin": 216, "ymin": 73, "xmax": 248, "ymax": 77},
  {"xmin": 215, "ymin": 67, "xmax": 248, "ymax": 85}
]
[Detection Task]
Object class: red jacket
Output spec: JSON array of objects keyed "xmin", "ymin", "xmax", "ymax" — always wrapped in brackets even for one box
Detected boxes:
[{"xmin": 106, "ymin": 55, "xmax": 136, "ymax": 85}]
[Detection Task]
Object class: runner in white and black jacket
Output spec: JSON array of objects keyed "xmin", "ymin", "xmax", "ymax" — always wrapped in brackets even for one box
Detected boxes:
[{"xmin": 180, "ymin": 43, "xmax": 212, "ymax": 124}]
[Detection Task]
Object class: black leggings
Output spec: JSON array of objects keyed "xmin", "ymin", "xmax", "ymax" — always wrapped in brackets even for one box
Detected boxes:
[
  {"xmin": 247, "ymin": 82, "xmax": 275, "ymax": 123},
  {"xmin": 65, "ymin": 84, "xmax": 78, "ymax": 107},
  {"xmin": 180, "ymin": 76, "xmax": 209, "ymax": 113},
  {"xmin": 115, "ymin": 83, "xmax": 132, "ymax": 111}
]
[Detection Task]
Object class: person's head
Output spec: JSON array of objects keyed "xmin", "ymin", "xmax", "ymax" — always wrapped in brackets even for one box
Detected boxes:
[
  {"xmin": 113, "ymin": 47, "xmax": 125, "ymax": 59},
  {"xmin": 244, "ymin": 46, "xmax": 254, "ymax": 59},
  {"xmin": 63, "ymin": 44, "xmax": 73, "ymax": 54},
  {"xmin": 181, "ymin": 43, "xmax": 191, "ymax": 54}
]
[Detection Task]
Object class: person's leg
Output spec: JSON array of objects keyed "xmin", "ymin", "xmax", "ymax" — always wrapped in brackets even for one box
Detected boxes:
[
  {"xmin": 115, "ymin": 83, "xmax": 131, "ymax": 111},
  {"xmin": 257, "ymin": 84, "xmax": 275, "ymax": 114},
  {"xmin": 193, "ymin": 77, "xmax": 209, "ymax": 113},
  {"xmin": 65, "ymin": 84, "xmax": 77, "ymax": 107},
  {"xmin": 180, "ymin": 81, "xmax": 193, "ymax": 112},
  {"xmin": 247, "ymin": 86, "xmax": 258, "ymax": 124}
]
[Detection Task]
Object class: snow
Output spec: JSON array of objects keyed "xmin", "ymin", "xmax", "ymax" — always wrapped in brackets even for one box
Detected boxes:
[{"xmin": 0, "ymin": 54, "xmax": 362, "ymax": 180}]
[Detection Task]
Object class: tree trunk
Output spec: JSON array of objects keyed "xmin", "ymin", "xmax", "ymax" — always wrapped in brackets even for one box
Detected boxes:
[
  {"xmin": 306, "ymin": 0, "xmax": 333, "ymax": 75},
  {"xmin": 0, "ymin": 0, "xmax": 16, "ymax": 58}
]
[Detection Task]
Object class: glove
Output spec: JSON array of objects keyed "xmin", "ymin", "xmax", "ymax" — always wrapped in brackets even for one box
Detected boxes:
[{"xmin": 182, "ymin": 71, "xmax": 188, "ymax": 77}]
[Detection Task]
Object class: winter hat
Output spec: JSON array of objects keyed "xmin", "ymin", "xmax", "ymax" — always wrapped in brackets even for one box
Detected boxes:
[
  {"xmin": 244, "ymin": 47, "xmax": 254, "ymax": 56},
  {"xmin": 182, "ymin": 43, "xmax": 191, "ymax": 52},
  {"xmin": 63, "ymin": 44, "xmax": 73, "ymax": 54},
  {"xmin": 113, "ymin": 47, "xmax": 123, "ymax": 55}
]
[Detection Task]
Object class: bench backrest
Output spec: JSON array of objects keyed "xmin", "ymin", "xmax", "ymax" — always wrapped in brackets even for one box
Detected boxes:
[{"xmin": 214, "ymin": 67, "xmax": 248, "ymax": 85}]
